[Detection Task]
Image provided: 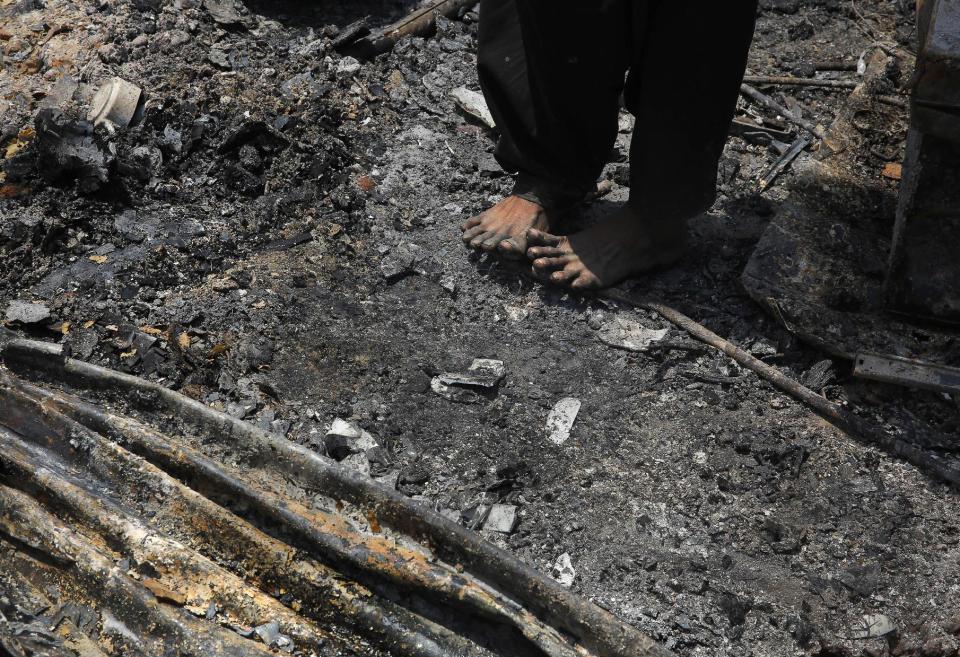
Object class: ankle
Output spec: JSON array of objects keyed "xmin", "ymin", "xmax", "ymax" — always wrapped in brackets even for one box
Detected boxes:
[
  {"xmin": 625, "ymin": 202, "xmax": 687, "ymax": 236},
  {"xmin": 499, "ymin": 195, "xmax": 545, "ymax": 214}
]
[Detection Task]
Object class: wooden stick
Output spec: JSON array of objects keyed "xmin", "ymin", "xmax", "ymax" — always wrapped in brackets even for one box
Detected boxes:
[
  {"xmin": 349, "ymin": 0, "xmax": 477, "ymax": 58},
  {"xmin": 742, "ymin": 77, "xmax": 908, "ymax": 110},
  {"xmin": 757, "ymin": 134, "xmax": 812, "ymax": 191},
  {"xmin": 602, "ymin": 292, "xmax": 960, "ymax": 487},
  {"xmin": 814, "ymin": 61, "xmax": 858, "ymax": 71},
  {"xmin": 740, "ymin": 83, "xmax": 826, "ymax": 139},
  {"xmin": 876, "ymin": 94, "xmax": 909, "ymax": 109},
  {"xmin": 743, "ymin": 75, "xmax": 858, "ymax": 90}
]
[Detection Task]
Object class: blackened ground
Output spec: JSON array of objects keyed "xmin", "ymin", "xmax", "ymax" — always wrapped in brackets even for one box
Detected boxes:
[{"xmin": 1, "ymin": 1, "xmax": 958, "ymax": 656}]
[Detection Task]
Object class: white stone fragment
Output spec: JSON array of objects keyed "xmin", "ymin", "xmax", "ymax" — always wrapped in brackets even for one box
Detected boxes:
[
  {"xmin": 596, "ymin": 315, "xmax": 669, "ymax": 352},
  {"xmin": 449, "ymin": 87, "xmax": 496, "ymax": 129},
  {"xmin": 850, "ymin": 613, "xmax": 896, "ymax": 639},
  {"xmin": 546, "ymin": 398, "xmax": 581, "ymax": 445},
  {"xmin": 483, "ymin": 504, "xmax": 518, "ymax": 534},
  {"xmin": 336, "ymin": 56, "xmax": 361, "ymax": 77},
  {"xmin": 552, "ymin": 553, "xmax": 576, "ymax": 587}
]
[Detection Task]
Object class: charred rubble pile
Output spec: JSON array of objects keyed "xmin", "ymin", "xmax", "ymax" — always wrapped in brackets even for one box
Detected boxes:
[
  {"xmin": 2, "ymin": 1, "xmax": 960, "ymax": 657},
  {"xmin": 1, "ymin": 0, "xmax": 428, "ymax": 391},
  {"xmin": 0, "ymin": 0, "xmax": 492, "ymax": 444}
]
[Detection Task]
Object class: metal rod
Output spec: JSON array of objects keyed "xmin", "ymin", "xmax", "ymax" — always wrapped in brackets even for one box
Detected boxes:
[
  {"xmin": 0, "ymin": 375, "xmax": 494, "ymax": 657},
  {"xmin": 0, "ymin": 336, "xmax": 669, "ymax": 657},
  {"xmin": 0, "ymin": 377, "xmax": 577, "ymax": 657},
  {"xmin": 0, "ymin": 475, "xmax": 265, "ymax": 657},
  {"xmin": 0, "ymin": 423, "xmax": 338, "ymax": 653}
]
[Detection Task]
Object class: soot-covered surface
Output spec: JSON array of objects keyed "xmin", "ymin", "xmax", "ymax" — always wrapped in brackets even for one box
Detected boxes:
[{"xmin": 2, "ymin": 1, "xmax": 959, "ymax": 656}]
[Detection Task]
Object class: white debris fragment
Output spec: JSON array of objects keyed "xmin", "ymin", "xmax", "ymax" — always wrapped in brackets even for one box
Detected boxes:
[
  {"xmin": 596, "ymin": 316, "xmax": 668, "ymax": 352},
  {"xmin": 546, "ymin": 398, "xmax": 581, "ymax": 445},
  {"xmin": 483, "ymin": 504, "xmax": 519, "ymax": 534},
  {"xmin": 461, "ymin": 504, "xmax": 491, "ymax": 529},
  {"xmin": 468, "ymin": 358, "xmax": 505, "ymax": 381},
  {"xmin": 432, "ymin": 359, "xmax": 506, "ymax": 403},
  {"xmin": 5, "ymin": 300, "xmax": 51, "ymax": 324},
  {"xmin": 503, "ymin": 305, "xmax": 529, "ymax": 322},
  {"xmin": 328, "ymin": 418, "xmax": 359, "ymax": 440},
  {"xmin": 449, "ymin": 87, "xmax": 496, "ymax": 129},
  {"xmin": 87, "ymin": 77, "xmax": 143, "ymax": 129},
  {"xmin": 336, "ymin": 56, "xmax": 362, "ymax": 77},
  {"xmin": 431, "ymin": 377, "xmax": 480, "ymax": 404},
  {"xmin": 440, "ymin": 275, "xmax": 458, "ymax": 295},
  {"xmin": 341, "ymin": 452, "xmax": 371, "ymax": 476},
  {"xmin": 552, "ymin": 553, "xmax": 576, "ymax": 588},
  {"xmin": 355, "ymin": 430, "xmax": 379, "ymax": 452},
  {"xmin": 324, "ymin": 418, "xmax": 378, "ymax": 465},
  {"xmin": 328, "ymin": 419, "xmax": 374, "ymax": 446},
  {"xmin": 327, "ymin": 419, "xmax": 378, "ymax": 448},
  {"xmin": 375, "ymin": 471, "xmax": 400, "ymax": 490},
  {"xmin": 254, "ymin": 620, "xmax": 281, "ymax": 645},
  {"xmin": 100, "ymin": 611, "xmax": 143, "ymax": 647},
  {"xmin": 850, "ymin": 613, "xmax": 896, "ymax": 639}
]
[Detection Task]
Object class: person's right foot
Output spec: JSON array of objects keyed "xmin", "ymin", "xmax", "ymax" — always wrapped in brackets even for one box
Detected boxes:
[
  {"xmin": 461, "ymin": 195, "xmax": 550, "ymax": 259},
  {"xmin": 525, "ymin": 204, "xmax": 688, "ymax": 290}
]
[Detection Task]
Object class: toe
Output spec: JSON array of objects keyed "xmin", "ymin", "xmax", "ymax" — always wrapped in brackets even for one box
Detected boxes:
[
  {"xmin": 533, "ymin": 255, "xmax": 574, "ymax": 272},
  {"xmin": 525, "ymin": 228, "xmax": 563, "ymax": 248},
  {"xmin": 479, "ymin": 234, "xmax": 506, "ymax": 252},
  {"xmin": 462, "ymin": 226, "xmax": 486, "ymax": 243},
  {"xmin": 527, "ymin": 245, "xmax": 566, "ymax": 260},
  {"xmin": 461, "ymin": 216, "xmax": 482, "ymax": 231},
  {"xmin": 469, "ymin": 231, "xmax": 493, "ymax": 249},
  {"xmin": 570, "ymin": 272, "xmax": 601, "ymax": 291},
  {"xmin": 549, "ymin": 268, "xmax": 578, "ymax": 284},
  {"xmin": 497, "ymin": 236, "xmax": 527, "ymax": 258}
]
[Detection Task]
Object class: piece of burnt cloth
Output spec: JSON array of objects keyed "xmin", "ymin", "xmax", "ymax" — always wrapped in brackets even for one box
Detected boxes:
[{"xmin": 477, "ymin": 1, "xmax": 758, "ymax": 222}]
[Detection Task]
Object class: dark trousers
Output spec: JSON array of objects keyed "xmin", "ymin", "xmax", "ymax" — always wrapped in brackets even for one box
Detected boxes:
[{"xmin": 477, "ymin": 1, "xmax": 758, "ymax": 220}]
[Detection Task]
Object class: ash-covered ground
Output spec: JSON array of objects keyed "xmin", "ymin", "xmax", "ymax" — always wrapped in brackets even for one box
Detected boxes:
[{"xmin": 2, "ymin": 1, "xmax": 959, "ymax": 656}]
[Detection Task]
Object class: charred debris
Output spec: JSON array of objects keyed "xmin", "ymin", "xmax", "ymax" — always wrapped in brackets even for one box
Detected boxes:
[{"xmin": 1, "ymin": 1, "xmax": 960, "ymax": 657}]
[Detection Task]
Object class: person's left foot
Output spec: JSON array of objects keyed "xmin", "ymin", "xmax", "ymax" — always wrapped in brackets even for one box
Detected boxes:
[{"xmin": 526, "ymin": 204, "xmax": 688, "ymax": 290}]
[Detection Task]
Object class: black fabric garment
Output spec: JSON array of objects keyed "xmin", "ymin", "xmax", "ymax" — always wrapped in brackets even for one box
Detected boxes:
[{"xmin": 477, "ymin": 1, "xmax": 758, "ymax": 220}]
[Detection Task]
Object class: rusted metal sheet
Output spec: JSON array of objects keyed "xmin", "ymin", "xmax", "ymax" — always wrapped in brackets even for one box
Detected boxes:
[{"xmin": 0, "ymin": 332, "xmax": 670, "ymax": 657}]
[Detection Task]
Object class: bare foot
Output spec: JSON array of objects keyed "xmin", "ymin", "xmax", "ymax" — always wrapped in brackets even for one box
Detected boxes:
[
  {"xmin": 461, "ymin": 195, "xmax": 550, "ymax": 259},
  {"xmin": 526, "ymin": 204, "xmax": 687, "ymax": 290}
]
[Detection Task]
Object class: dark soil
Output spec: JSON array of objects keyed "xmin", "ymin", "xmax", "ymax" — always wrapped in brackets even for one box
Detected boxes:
[{"xmin": 2, "ymin": 1, "xmax": 958, "ymax": 656}]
